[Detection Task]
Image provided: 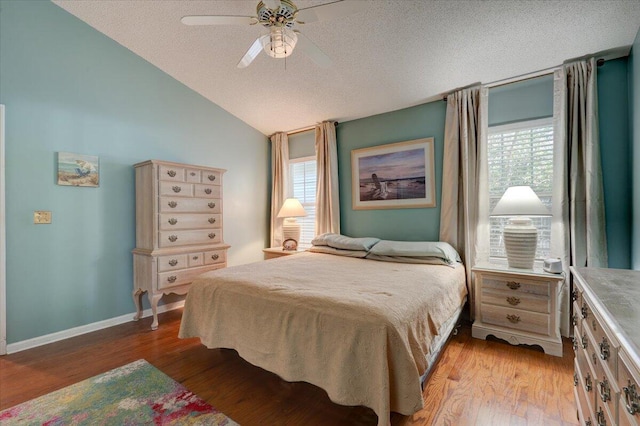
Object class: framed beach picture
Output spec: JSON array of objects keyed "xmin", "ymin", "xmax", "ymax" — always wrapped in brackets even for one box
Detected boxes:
[
  {"xmin": 57, "ymin": 152, "xmax": 100, "ymax": 187},
  {"xmin": 351, "ymin": 138, "xmax": 435, "ymax": 210}
]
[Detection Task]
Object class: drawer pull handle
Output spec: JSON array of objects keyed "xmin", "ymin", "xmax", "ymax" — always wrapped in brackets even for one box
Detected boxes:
[
  {"xmin": 623, "ymin": 380, "xmax": 639, "ymax": 415},
  {"xmin": 599, "ymin": 378, "xmax": 610, "ymax": 402},
  {"xmin": 596, "ymin": 408, "xmax": 606, "ymax": 426},
  {"xmin": 208, "ymin": 233, "xmax": 216, "ymax": 239},
  {"xmin": 168, "ymin": 201, "xmax": 177, "ymax": 208},
  {"xmin": 168, "ymin": 235, "xmax": 178, "ymax": 242},
  {"xmin": 168, "ymin": 218, "xmax": 178, "ymax": 225},
  {"xmin": 167, "ymin": 170, "xmax": 176, "ymax": 177},
  {"xmin": 585, "ymin": 373, "xmax": 593, "ymax": 392},
  {"xmin": 211, "ymin": 254, "xmax": 219, "ymax": 261},
  {"xmin": 599, "ymin": 337, "xmax": 610, "ymax": 361},
  {"xmin": 581, "ymin": 334, "xmax": 588, "ymax": 350},
  {"xmin": 585, "ymin": 419, "xmax": 592, "ymax": 426},
  {"xmin": 592, "ymin": 352, "xmax": 597, "ymax": 365},
  {"xmin": 167, "ymin": 276, "xmax": 177, "ymax": 283},
  {"xmin": 190, "ymin": 172, "xmax": 196, "ymax": 176},
  {"xmin": 506, "ymin": 281, "xmax": 520, "ymax": 290},
  {"xmin": 205, "ymin": 188, "xmax": 212, "ymax": 195},
  {"xmin": 581, "ymin": 302, "xmax": 588, "ymax": 319},
  {"xmin": 592, "ymin": 319, "xmax": 597, "ymax": 332},
  {"xmin": 572, "ymin": 314, "xmax": 577, "ymax": 326},
  {"xmin": 506, "ymin": 314, "xmax": 520, "ymax": 324},
  {"xmin": 208, "ymin": 217, "xmax": 216, "ymax": 224},
  {"xmin": 168, "ymin": 259, "xmax": 178, "ymax": 266},
  {"xmin": 572, "ymin": 337, "xmax": 578, "ymax": 352},
  {"xmin": 573, "ymin": 373, "xmax": 578, "ymax": 387},
  {"xmin": 208, "ymin": 202, "xmax": 216, "ymax": 209},
  {"xmin": 506, "ymin": 296, "xmax": 520, "ymax": 306},
  {"xmin": 192, "ymin": 256, "xmax": 199, "ymax": 260},
  {"xmin": 172, "ymin": 186, "xmax": 182, "ymax": 193},
  {"xmin": 571, "ymin": 289, "xmax": 578, "ymax": 302},
  {"xmin": 208, "ymin": 174, "xmax": 216, "ymax": 181}
]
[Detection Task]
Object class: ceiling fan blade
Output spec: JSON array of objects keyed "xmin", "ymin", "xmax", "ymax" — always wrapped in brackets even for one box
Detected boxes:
[
  {"xmin": 181, "ymin": 15, "xmax": 255, "ymax": 26},
  {"xmin": 294, "ymin": 31, "xmax": 331, "ymax": 68},
  {"xmin": 237, "ymin": 37, "xmax": 264, "ymax": 68},
  {"xmin": 296, "ymin": 0, "xmax": 366, "ymax": 24},
  {"xmin": 262, "ymin": 0, "xmax": 282, "ymax": 9}
]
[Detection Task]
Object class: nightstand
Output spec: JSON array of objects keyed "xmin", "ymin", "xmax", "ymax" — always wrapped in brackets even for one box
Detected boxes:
[
  {"xmin": 471, "ymin": 263, "xmax": 565, "ymax": 357},
  {"xmin": 262, "ymin": 247, "xmax": 305, "ymax": 260}
]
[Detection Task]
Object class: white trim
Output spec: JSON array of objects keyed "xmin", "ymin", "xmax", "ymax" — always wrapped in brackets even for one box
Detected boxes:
[
  {"xmin": 0, "ymin": 105, "xmax": 6, "ymax": 355},
  {"xmin": 288, "ymin": 155, "xmax": 315, "ymax": 164},
  {"xmin": 5, "ymin": 300, "xmax": 184, "ymax": 354},
  {"xmin": 488, "ymin": 117, "xmax": 553, "ymax": 132}
]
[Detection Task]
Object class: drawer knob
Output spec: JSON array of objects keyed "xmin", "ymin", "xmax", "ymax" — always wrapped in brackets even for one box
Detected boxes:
[
  {"xmin": 599, "ymin": 337, "xmax": 610, "ymax": 361},
  {"xmin": 592, "ymin": 352, "xmax": 597, "ymax": 365},
  {"xmin": 506, "ymin": 281, "xmax": 521, "ymax": 290},
  {"xmin": 623, "ymin": 380, "xmax": 639, "ymax": 415},
  {"xmin": 168, "ymin": 259, "xmax": 178, "ymax": 266},
  {"xmin": 211, "ymin": 254, "xmax": 219, "ymax": 260},
  {"xmin": 168, "ymin": 235, "xmax": 178, "ymax": 242},
  {"xmin": 596, "ymin": 408, "xmax": 606, "ymax": 426},
  {"xmin": 585, "ymin": 419, "xmax": 592, "ymax": 426},
  {"xmin": 572, "ymin": 337, "xmax": 578, "ymax": 352},
  {"xmin": 168, "ymin": 218, "xmax": 178, "ymax": 225},
  {"xmin": 592, "ymin": 319, "xmax": 597, "ymax": 332},
  {"xmin": 190, "ymin": 171, "xmax": 196, "ymax": 176},
  {"xmin": 168, "ymin": 201, "xmax": 177, "ymax": 208},
  {"xmin": 193, "ymin": 256, "xmax": 199, "ymax": 260},
  {"xmin": 581, "ymin": 334, "xmax": 588, "ymax": 350},
  {"xmin": 208, "ymin": 233, "xmax": 216, "ymax": 239},
  {"xmin": 167, "ymin": 276, "xmax": 177, "ymax": 283},
  {"xmin": 571, "ymin": 289, "xmax": 578, "ymax": 301},
  {"xmin": 208, "ymin": 202, "xmax": 216, "ymax": 209},
  {"xmin": 581, "ymin": 302, "xmax": 588, "ymax": 319},
  {"xmin": 599, "ymin": 378, "xmax": 611, "ymax": 402},
  {"xmin": 172, "ymin": 185, "xmax": 182, "ymax": 193},
  {"xmin": 506, "ymin": 314, "xmax": 520, "ymax": 324},
  {"xmin": 208, "ymin": 217, "xmax": 216, "ymax": 224},
  {"xmin": 167, "ymin": 170, "xmax": 176, "ymax": 177},
  {"xmin": 572, "ymin": 314, "xmax": 577, "ymax": 326},
  {"xmin": 205, "ymin": 188, "xmax": 212, "ymax": 195},
  {"xmin": 506, "ymin": 296, "xmax": 520, "ymax": 306},
  {"xmin": 208, "ymin": 174, "xmax": 216, "ymax": 181},
  {"xmin": 573, "ymin": 373, "xmax": 578, "ymax": 387},
  {"xmin": 585, "ymin": 373, "xmax": 593, "ymax": 392}
]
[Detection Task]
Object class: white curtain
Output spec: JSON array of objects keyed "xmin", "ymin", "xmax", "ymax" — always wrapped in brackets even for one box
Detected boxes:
[
  {"xmin": 439, "ymin": 86, "xmax": 489, "ymax": 319},
  {"xmin": 552, "ymin": 59, "xmax": 608, "ymax": 336},
  {"xmin": 315, "ymin": 121, "xmax": 340, "ymax": 235},
  {"xmin": 270, "ymin": 132, "xmax": 289, "ymax": 247}
]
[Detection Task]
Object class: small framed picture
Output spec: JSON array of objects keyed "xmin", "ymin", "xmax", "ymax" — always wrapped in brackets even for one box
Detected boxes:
[{"xmin": 283, "ymin": 238, "xmax": 298, "ymax": 251}]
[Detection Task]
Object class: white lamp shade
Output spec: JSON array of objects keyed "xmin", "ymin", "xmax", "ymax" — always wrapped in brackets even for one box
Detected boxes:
[
  {"xmin": 277, "ymin": 198, "xmax": 307, "ymax": 218},
  {"xmin": 491, "ymin": 186, "xmax": 549, "ymax": 217}
]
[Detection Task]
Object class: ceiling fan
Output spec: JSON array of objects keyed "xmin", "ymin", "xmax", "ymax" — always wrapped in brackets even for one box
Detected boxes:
[{"xmin": 181, "ymin": 0, "xmax": 364, "ymax": 68}]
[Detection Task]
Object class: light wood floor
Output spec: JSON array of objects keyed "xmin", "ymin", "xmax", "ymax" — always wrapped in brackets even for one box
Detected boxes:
[{"xmin": 0, "ymin": 309, "xmax": 578, "ymax": 425}]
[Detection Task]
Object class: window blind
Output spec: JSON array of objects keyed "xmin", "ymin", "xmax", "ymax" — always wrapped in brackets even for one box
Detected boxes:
[
  {"xmin": 488, "ymin": 118, "xmax": 554, "ymax": 260},
  {"xmin": 290, "ymin": 158, "xmax": 316, "ymax": 249}
]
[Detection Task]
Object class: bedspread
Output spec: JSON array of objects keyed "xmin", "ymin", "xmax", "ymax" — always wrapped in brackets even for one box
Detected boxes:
[{"xmin": 179, "ymin": 252, "xmax": 467, "ymax": 425}]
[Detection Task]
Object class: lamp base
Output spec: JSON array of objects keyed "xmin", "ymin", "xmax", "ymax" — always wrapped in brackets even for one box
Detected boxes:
[
  {"xmin": 503, "ymin": 218, "xmax": 538, "ymax": 269},
  {"xmin": 282, "ymin": 218, "xmax": 300, "ymax": 250}
]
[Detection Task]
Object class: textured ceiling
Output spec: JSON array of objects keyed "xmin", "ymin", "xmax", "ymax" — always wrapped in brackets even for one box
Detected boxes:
[{"xmin": 52, "ymin": 0, "xmax": 640, "ymax": 135}]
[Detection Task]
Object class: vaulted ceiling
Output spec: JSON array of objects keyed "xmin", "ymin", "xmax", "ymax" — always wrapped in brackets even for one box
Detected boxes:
[{"xmin": 53, "ymin": 0, "xmax": 640, "ymax": 135}]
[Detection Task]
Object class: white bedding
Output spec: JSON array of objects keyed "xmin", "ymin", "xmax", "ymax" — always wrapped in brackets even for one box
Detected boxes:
[{"xmin": 179, "ymin": 252, "xmax": 467, "ymax": 425}]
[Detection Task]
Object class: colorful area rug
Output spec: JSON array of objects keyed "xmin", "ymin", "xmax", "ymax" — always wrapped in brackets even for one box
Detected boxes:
[{"xmin": 0, "ymin": 359, "xmax": 237, "ymax": 425}]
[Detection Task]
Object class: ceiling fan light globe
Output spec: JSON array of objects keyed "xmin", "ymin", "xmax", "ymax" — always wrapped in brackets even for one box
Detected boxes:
[{"xmin": 261, "ymin": 27, "xmax": 297, "ymax": 58}]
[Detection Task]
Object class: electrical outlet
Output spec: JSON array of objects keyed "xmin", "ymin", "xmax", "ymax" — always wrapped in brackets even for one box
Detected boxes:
[{"xmin": 34, "ymin": 211, "xmax": 51, "ymax": 224}]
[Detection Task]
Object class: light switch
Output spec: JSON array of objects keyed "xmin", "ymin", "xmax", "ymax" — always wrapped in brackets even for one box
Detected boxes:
[{"xmin": 34, "ymin": 211, "xmax": 52, "ymax": 224}]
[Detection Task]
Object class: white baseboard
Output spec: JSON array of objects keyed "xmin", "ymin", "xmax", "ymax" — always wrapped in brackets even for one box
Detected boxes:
[{"xmin": 5, "ymin": 301, "xmax": 185, "ymax": 354}]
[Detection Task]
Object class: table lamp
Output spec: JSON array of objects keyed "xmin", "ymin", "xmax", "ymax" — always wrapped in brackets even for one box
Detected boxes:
[
  {"xmin": 491, "ymin": 186, "xmax": 550, "ymax": 269},
  {"xmin": 277, "ymin": 198, "xmax": 307, "ymax": 250}
]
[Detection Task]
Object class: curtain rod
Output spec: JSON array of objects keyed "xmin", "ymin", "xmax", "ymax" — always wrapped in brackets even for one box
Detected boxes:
[{"xmin": 270, "ymin": 121, "xmax": 339, "ymax": 138}]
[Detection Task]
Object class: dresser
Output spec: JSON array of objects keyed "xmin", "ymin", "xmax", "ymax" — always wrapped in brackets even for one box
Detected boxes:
[
  {"xmin": 571, "ymin": 267, "xmax": 640, "ymax": 426},
  {"xmin": 472, "ymin": 263, "xmax": 565, "ymax": 357},
  {"xmin": 132, "ymin": 160, "xmax": 229, "ymax": 330}
]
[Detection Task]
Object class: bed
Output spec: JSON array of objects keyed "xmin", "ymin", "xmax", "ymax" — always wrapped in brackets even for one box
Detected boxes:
[{"xmin": 179, "ymin": 241, "xmax": 467, "ymax": 425}]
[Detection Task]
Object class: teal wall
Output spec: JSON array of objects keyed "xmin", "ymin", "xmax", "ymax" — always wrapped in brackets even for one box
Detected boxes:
[
  {"xmin": 632, "ymin": 28, "xmax": 640, "ymax": 270},
  {"xmin": 0, "ymin": 0, "xmax": 269, "ymax": 344},
  {"xmin": 597, "ymin": 58, "xmax": 632, "ymax": 269},
  {"xmin": 488, "ymin": 74, "xmax": 554, "ymax": 126},
  {"xmin": 336, "ymin": 102, "xmax": 446, "ymax": 240}
]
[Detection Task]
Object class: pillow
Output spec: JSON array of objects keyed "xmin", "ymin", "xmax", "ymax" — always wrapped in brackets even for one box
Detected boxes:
[
  {"xmin": 369, "ymin": 240, "xmax": 461, "ymax": 264},
  {"xmin": 309, "ymin": 246, "xmax": 369, "ymax": 258},
  {"xmin": 365, "ymin": 254, "xmax": 453, "ymax": 266},
  {"xmin": 311, "ymin": 233, "xmax": 381, "ymax": 251}
]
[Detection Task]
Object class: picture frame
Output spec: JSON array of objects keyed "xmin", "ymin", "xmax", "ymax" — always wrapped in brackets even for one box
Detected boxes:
[
  {"xmin": 57, "ymin": 152, "xmax": 100, "ymax": 187},
  {"xmin": 282, "ymin": 238, "xmax": 298, "ymax": 251},
  {"xmin": 351, "ymin": 137, "xmax": 435, "ymax": 210}
]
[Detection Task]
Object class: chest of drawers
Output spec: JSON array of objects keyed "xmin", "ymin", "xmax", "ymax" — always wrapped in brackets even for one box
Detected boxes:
[
  {"xmin": 571, "ymin": 267, "xmax": 640, "ymax": 426},
  {"xmin": 132, "ymin": 160, "xmax": 229, "ymax": 330},
  {"xmin": 472, "ymin": 263, "xmax": 565, "ymax": 357}
]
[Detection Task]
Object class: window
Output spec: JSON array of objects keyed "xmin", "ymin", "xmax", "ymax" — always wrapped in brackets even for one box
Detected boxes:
[
  {"xmin": 289, "ymin": 156, "xmax": 316, "ymax": 249},
  {"xmin": 488, "ymin": 118, "xmax": 553, "ymax": 261}
]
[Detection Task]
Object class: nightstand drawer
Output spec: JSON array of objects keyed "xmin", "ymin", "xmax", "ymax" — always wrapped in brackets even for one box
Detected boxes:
[
  {"xmin": 481, "ymin": 304, "xmax": 549, "ymax": 335},
  {"xmin": 482, "ymin": 276, "xmax": 550, "ymax": 297},
  {"xmin": 482, "ymin": 289, "xmax": 550, "ymax": 313}
]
